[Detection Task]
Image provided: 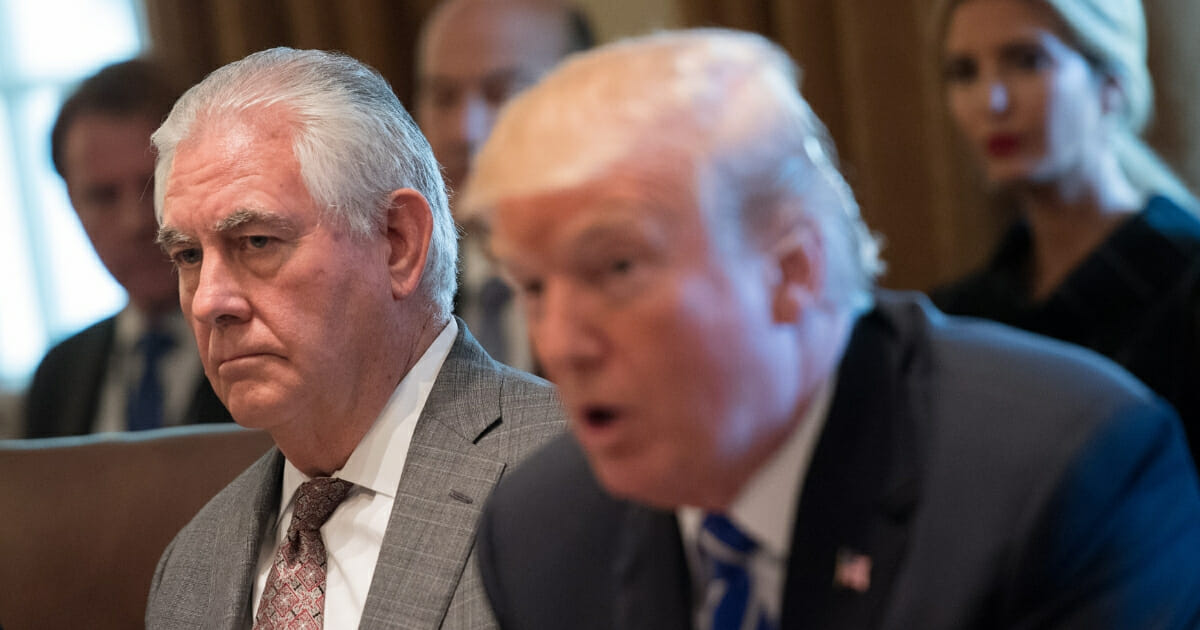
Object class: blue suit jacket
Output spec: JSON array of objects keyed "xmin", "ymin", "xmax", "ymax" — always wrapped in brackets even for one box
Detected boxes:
[{"xmin": 477, "ymin": 292, "xmax": 1200, "ymax": 629}]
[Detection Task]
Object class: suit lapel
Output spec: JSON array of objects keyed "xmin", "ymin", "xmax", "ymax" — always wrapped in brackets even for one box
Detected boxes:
[
  {"xmin": 780, "ymin": 307, "xmax": 922, "ymax": 630},
  {"xmin": 614, "ymin": 505, "xmax": 693, "ymax": 630},
  {"xmin": 67, "ymin": 318, "xmax": 117, "ymax": 435},
  {"xmin": 208, "ymin": 448, "xmax": 285, "ymax": 629},
  {"xmin": 359, "ymin": 325, "xmax": 509, "ymax": 629}
]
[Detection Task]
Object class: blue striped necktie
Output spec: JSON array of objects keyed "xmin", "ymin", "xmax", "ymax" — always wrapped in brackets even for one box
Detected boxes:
[{"xmin": 700, "ymin": 513, "xmax": 776, "ymax": 630}]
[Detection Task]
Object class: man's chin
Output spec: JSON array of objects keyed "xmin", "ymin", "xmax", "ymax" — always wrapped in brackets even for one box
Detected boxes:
[
  {"xmin": 590, "ymin": 456, "xmax": 690, "ymax": 510},
  {"xmin": 222, "ymin": 390, "xmax": 292, "ymax": 432}
]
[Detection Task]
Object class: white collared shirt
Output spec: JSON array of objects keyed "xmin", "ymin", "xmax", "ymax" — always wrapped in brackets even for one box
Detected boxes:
[
  {"xmin": 94, "ymin": 307, "xmax": 204, "ymax": 432},
  {"xmin": 678, "ymin": 376, "xmax": 835, "ymax": 629},
  {"xmin": 251, "ymin": 319, "xmax": 458, "ymax": 628}
]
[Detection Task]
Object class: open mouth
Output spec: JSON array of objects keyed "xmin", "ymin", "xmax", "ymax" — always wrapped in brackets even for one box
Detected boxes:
[{"xmin": 582, "ymin": 406, "xmax": 619, "ymax": 429}]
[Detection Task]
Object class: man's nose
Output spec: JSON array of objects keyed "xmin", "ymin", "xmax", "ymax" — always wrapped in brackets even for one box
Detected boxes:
[
  {"xmin": 532, "ymin": 281, "xmax": 605, "ymax": 378},
  {"xmin": 188, "ymin": 255, "xmax": 251, "ymax": 328}
]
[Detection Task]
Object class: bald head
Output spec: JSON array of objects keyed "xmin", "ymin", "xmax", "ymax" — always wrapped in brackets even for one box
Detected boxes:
[{"xmin": 416, "ymin": 0, "xmax": 593, "ymax": 209}]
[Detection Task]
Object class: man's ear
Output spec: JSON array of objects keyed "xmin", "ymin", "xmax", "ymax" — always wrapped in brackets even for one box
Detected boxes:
[
  {"xmin": 770, "ymin": 222, "xmax": 824, "ymax": 324},
  {"xmin": 384, "ymin": 188, "xmax": 434, "ymax": 300}
]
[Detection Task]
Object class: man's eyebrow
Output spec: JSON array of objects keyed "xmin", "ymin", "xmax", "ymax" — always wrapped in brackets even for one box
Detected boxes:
[
  {"xmin": 155, "ymin": 208, "xmax": 298, "ymax": 252},
  {"xmin": 156, "ymin": 226, "xmax": 194, "ymax": 252},
  {"xmin": 213, "ymin": 208, "xmax": 297, "ymax": 235}
]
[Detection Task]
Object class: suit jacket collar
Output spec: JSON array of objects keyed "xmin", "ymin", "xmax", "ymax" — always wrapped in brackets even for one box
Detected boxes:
[
  {"xmin": 609, "ymin": 295, "xmax": 927, "ymax": 630},
  {"xmin": 614, "ymin": 505, "xmax": 692, "ymax": 630},
  {"xmin": 359, "ymin": 321, "xmax": 514, "ymax": 628},
  {"xmin": 780, "ymin": 294, "xmax": 925, "ymax": 630},
  {"xmin": 210, "ymin": 448, "xmax": 285, "ymax": 629},
  {"xmin": 61, "ymin": 317, "xmax": 117, "ymax": 436},
  {"xmin": 209, "ymin": 323, "xmax": 512, "ymax": 629}
]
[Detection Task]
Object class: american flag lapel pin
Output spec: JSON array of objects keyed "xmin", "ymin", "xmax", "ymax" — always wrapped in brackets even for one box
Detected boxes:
[{"xmin": 833, "ymin": 548, "xmax": 872, "ymax": 593}]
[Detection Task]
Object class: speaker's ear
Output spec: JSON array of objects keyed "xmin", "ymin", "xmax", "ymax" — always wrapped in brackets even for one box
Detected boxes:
[{"xmin": 769, "ymin": 222, "xmax": 824, "ymax": 324}]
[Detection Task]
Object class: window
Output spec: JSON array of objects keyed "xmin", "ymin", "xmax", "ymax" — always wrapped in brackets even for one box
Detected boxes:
[{"xmin": 0, "ymin": 0, "xmax": 146, "ymax": 389}]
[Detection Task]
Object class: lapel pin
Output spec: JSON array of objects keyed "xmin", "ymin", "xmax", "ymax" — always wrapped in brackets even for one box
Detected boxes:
[{"xmin": 833, "ymin": 548, "xmax": 872, "ymax": 593}]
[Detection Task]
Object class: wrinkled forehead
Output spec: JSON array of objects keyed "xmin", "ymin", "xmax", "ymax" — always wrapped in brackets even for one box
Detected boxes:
[{"xmin": 161, "ymin": 109, "xmax": 305, "ymax": 220}]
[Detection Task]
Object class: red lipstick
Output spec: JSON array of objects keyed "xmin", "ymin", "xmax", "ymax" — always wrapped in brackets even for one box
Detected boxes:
[{"xmin": 986, "ymin": 133, "xmax": 1021, "ymax": 158}]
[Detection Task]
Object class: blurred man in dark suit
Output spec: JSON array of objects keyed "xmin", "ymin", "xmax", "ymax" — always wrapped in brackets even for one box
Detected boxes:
[
  {"xmin": 25, "ymin": 59, "xmax": 231, "ymax": 436},
  {"xmin": 461, "ymin": 28, "xmax": 1200, "ymax": 629}
]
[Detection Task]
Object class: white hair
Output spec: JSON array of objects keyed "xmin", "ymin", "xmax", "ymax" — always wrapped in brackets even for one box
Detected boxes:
[
  {"xmin": 153, "ymin": 47, "xmax": 458, "ymax": 317},
  {"xmin": 460, "ymin": 28, "xmax": 882, "ymax": 313}
]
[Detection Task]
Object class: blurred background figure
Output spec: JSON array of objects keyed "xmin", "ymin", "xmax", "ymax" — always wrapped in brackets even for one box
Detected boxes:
[
  {"xmin": 930, "ymin": 0, "xmax": 1200, "ymax": 460},
  {"xmin": 23, "ymin": 59, "xmax": 231, "ymax": 437},
  {"xmin": 415, "ymin": 0, "xmax": 594, "ymax": 372}
]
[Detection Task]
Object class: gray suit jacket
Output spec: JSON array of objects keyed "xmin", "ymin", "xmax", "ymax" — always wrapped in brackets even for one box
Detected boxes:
[
  {"xmin": 146, "ymin": 323, "xmax": 565, "ymax": 629},
  {"xmin": 477, "ymin": 292, "xmax": 1200, "ymax": 629}
]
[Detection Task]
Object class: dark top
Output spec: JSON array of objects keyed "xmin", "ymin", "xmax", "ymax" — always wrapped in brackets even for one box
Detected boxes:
[
  {"xmin": 932, "ymin": 195, "xmax": 1200, "ymax": 461},
  {"xmin": 24, "ymin": 316, "xmax": 232, "ymax": 437}
]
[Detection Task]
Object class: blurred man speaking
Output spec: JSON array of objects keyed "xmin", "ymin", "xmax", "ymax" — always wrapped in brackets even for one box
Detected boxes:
[
  {"xmin": 145, "ymin": 48, "xmax": 562, "ymax": 629},
  {"xmin": 462, "ymin": 29, "xmax": 1200, "ymax": 629}
]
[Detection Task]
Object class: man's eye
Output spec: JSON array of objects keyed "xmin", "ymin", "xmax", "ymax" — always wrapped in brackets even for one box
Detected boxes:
[
  {"xmin": 610, "ymin": 258, "xmax": 633, "ymax": 275},
  {"xmin": 520, "ymin": 279, "xmax": 544, "ymax": 298},
  {"xmin": 172, "ymin": 249, "xmax": 201, "ymax": 266},
  {"xmin": 429, "ymin": 87, "xmax": 460, "ymax": 110},
  {"xmin": 246, "ymin": 235, "xmax": 271, "ymax": 249}
]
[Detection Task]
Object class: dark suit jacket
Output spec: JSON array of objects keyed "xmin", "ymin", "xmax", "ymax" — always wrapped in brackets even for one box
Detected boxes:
[
  {"xmin": 24, "ymin": 316, "xmax": 231, "ymax": 437},
  {"xmin": 932, "ymin": 195, "xmax": 1200, "ymax": 463},
  {"xmin": 146, "ymin": 324, "xmax": 565, "ymax": 630},
  {"xmin": 477, "ymin": 292, "xmax": 1200, "ymax": 630}
]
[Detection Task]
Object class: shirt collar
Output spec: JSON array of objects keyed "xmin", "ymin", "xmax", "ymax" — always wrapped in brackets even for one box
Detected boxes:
[{"xmin": 279, "ymin": 318, "xmax": 459, "ymax": 505}]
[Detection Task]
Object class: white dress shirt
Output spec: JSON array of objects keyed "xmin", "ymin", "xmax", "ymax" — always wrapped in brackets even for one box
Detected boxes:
[
  {"xmin": 678, "ymin": 376, "xmax": 835, "ymax": 629},
  {"xmin": 251, "ymin": 319, "xmax": 458, "ymax": 628},
  {"xmin": 93, "ymin": 307, "xmax": 204, "ymax": 433}
]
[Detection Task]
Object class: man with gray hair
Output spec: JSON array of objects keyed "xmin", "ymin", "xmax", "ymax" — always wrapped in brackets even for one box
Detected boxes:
[
  {"xmin": 144, "ymin": 47, "xmax": 563, "ymax": 629},
  {"xmin": 463, "ymin": 29, "xmax": 1200, "ymax": 629}
]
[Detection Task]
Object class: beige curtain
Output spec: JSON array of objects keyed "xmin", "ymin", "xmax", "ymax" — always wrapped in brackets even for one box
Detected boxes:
[
  {"xmin": 143, "ymin": 0, "xmax": 441, "ymax": 107},
  {"xmin": 682, "ymin": 0, "xmax": 1200, "ymax": 291},
  {"xmin": 143, "ymin": 0, "xmax": 1200, "ymax": 291}
]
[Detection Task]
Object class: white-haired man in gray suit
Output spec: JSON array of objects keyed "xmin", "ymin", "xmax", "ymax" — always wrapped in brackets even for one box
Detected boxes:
[{"xmin": 144, "ymin": 47, "xmax": 563, "ymax": 629}]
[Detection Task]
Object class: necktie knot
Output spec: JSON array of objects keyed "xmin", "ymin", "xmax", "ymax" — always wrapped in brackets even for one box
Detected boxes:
[
  {"xmin": 699, "ymin": 513, "xmax": 775, "ymax": 630},
  {"xmin": 702, "ymin": 513, "xmax": 758, "ymax": 556},
  {"xmin": 479, "ymin": 276, "xmax": 513, "ymax": 310},
  {"xmin": 138, "ymin": 329, "xmax": 175, "ymax": 359},
  {"xmin": 290, "ymin": 477, "xmax": 354, "ymax": 534}
]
